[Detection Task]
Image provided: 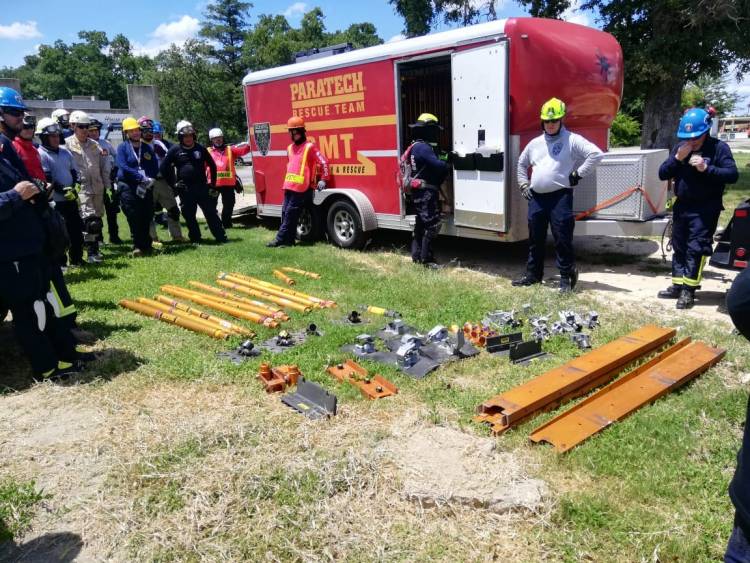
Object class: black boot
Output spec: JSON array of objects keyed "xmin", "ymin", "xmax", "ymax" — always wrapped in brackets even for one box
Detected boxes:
[
  {"xmin": 676, "ymin": 288, "xmax": 695, "ymax": 309},
  {"xmin": 512, "ymin": 273, "xmax": 542, "ymax": 287},
  {"xmin": 559, "ymin": 268, "xmax": 579, "ymax": 293},
  {"xmin": 657, "ymin": 285, "xmax": 682, "ymax": 299}
]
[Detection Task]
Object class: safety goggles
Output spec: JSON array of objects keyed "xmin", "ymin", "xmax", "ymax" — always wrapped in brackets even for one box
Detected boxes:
[
  {"xmin": 542, "ymin": 119, "xmax": 561, "ymax": 124},
  {"xmin": 22, "ymin": 114, "xmax": 37, "ymax": 129},
  {"xmin": 179, "ymin": 127, "xmax": 196, "ymax": 135},
  {"xmin": 41, "ymin": 125, "xmax": 62, "ymax": 136},
  {"xmin": 1, "ymin": 107, "xmax": 24, "ymax": 118}
]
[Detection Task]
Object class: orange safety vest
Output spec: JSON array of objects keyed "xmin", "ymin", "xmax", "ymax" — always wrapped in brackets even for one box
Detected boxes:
[
  {"xmin": 215, "ymin": 146, "xmax": 236, "ymax": 188},
  {"xmin": 283, "ymin": 142, "xmax": 314, "ymax": 192}
]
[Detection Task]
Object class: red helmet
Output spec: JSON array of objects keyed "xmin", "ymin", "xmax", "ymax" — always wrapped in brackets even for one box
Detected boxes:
[
  {"xmin": 137, "ymin": 116, "xmax": 154, "ymax": 130},
  {"xmin": 287, "ymin": 116, "xmax": 305, "ymax": 129}
]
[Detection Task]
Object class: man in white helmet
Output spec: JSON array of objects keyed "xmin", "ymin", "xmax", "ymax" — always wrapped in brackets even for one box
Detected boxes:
[
  {"xmin": 51, "ymin": 108, "xmax": 72, "ymax": 141},
  {"xmin": 66, "ymin": 110, "xmax": 111, "ymax": 263},
  {"xmin": 207, "ymin": 127, "xmax": 251, "ymax": 229}
]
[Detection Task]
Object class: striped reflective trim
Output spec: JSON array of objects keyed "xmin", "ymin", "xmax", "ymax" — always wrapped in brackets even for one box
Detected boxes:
[
  {"xmin": 48, "ymin": 283, "xmax": 76, "ymax": 318},
  {"xmin": 683, "ymin": 256, "xmax": 708, "ymax": 287}
]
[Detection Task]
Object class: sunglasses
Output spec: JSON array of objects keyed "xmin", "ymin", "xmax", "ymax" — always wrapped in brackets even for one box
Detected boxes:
[
  {"xmin": 543, "ymin": 119, "xmax": 561, "ymax": 124},
  {"xmin": 75, "ymin": 124, "xmax": 90, "ymax": 129}
]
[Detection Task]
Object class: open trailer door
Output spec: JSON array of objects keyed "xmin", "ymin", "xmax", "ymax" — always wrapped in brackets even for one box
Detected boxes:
[{"xmin": 451, "ymin": 41, "xmax": 508, "ymax": 232}]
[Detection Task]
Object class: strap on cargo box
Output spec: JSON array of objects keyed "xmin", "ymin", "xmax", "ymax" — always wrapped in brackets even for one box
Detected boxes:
[{"xmin": 575, "ymin": 183, "xmax": 668, "ymax": 221}]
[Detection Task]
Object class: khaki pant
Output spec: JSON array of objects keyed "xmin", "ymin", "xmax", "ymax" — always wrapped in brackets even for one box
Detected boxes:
[
  {"xmin": 79, "ymin": 191, "xmax": 105, "ymax": 219},
  {"xmin": 149, "ymin": 178, "xmax": 184, "ymax": 241}
]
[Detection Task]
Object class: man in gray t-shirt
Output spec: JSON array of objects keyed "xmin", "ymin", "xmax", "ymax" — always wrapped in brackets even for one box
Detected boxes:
[{"xmin": 512, "ymin": 98, "xmax": 603, "ymax": 293}]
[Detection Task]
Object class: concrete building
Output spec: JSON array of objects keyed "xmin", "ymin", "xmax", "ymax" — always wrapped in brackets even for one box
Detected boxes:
[{"xmin": 0, "ymin": 78, "xmax": 159, "ymax": 131}]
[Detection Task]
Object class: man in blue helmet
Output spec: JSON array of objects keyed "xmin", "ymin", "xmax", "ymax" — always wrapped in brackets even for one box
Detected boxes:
[{"xmin": 657, "ymin": 108, "xmax": 738, "ymax": 309}]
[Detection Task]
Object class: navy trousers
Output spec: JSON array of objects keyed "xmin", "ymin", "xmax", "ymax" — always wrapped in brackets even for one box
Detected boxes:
[
  {"xmin": 411, "ymin": 188, "xmax": 441, "ymax": 263},
  {"xmin": 219, "ymin": 188, "xmax": 236, "ymax": 228},
  {"xmin": 525, "ymin": 188, "xmax": 575, "ymax": 279},
  {"xmin": 0, "ymin": 255, "xmax": 76, "ymax": 375},
  {"xmin": 56, "ymin": 200, "xmax": 84, "ymax": 265},
  {"xmin": 180, "ymin": 185, "xmax": 227, "ymax": 243},
  {"xmin": 276, "ymin": 189, "xmax": 312, "ymax": 244},
  {"xmin": 103, "ymin": 189, "xmax": 120, "ymax": 241},
  {"xmin": 119, "ymin": 183, "xmax": 154, "ymax": 252},
  {"xmin": 671, "ymin": 204, "xmax": 720, "ymax": 289}
]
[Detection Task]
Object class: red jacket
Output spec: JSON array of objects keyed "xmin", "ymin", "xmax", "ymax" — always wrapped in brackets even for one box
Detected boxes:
[
  {"xmin": 283, "ymin": 141, "xmax": 330, "ymax": 192},
  {"xmin": 12, "ymin": 137, "xmax": 45, "ymax": 181}
]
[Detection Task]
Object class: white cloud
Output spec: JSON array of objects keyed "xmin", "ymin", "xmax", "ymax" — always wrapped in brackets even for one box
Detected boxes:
[
  {"xmin": 132, "ymin": 15, "xmax": 200, "ymax": 57},
  {"xmin": 283, "ymin": 2, "xmax": 307, "ymax": 18},
  {"xmin": 730, "ymin": 75, "xmax": 750, "ymax": 115},
  {"xmin": 561, "ymin": 0, "xmax": 591, "ymax": 27},
  {"xmin": 0, "ymin": 21, "xmax": 42, "ymax": 40},
  {"xmin": 387, "ymin": 34, "xmax": 406, "ymax": 43}
]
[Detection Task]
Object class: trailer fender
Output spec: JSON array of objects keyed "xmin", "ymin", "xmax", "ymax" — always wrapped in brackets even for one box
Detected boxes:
[{"xmin": 314, "ymin": 189, "xmax": 378, "ymax": 232}]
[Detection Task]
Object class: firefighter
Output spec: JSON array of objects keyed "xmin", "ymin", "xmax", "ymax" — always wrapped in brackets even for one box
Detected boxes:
[
  {"xmin": 207, "ymin": 127, "xmax": 251, "ymax": 229},
  {"xmin": 726, "ymin": 267, "xmax": 750, "ymax": 562},
  {"xmin": 512, "ymin": 98, "xmax": 603, "ymax": 292},
  {"xmin": 37, "ymin": 117, "xmax": 84, "ymax": 267},
  {"xmin": 11, "ymin": 113, "xmax": 43, "ymax": 182},
  {"xmin": 0, "ymin": 87, "xmax": 32, "ymax": 177},
  {"xmin": 88, "ymin": 118, "xmax": 122, "ymax": 244},
  {"xmin": 66, "ymin": 110, "xmax": 110, "ymax": 264},
  {"xmin": 51, "ymin": 108, "xmax": 72, "ymax": 140},
  {"xmin": 116, "ymin": 117, "xmax": 158, "ymax": 257},
  {"xmin": 406, "ymin": 113, "xmax": 449, "ymax": 267},
  {"xmin": 657, "ymin": 107, "xmax": 738, "ymax": 309},
  {"xmin": 267, "ymin": 116, "xmax": 330, "ymax": 248},
  {"xmin": 138, "ymin": 116, "xmax": 184, "ymax": 242},
  {"xmin": 160, "ymin": 120, "xmax": 227, "ymax": 244}
]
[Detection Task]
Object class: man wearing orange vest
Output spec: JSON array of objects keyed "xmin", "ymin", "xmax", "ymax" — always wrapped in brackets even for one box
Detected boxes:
[
  {"xmin": 207, "ymin": 127, "xmax": 251, "ymax": 229},
  {"xmin": 267, "ymin": 116, "xmax": 330, "ymax": 248}
]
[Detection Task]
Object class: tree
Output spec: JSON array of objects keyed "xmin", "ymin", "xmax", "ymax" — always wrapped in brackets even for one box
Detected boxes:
[
  {"xmin": 390, "ymin": 0, "xmax": 501, "ymax": 36},
  {"xmin": 199, "ymin": 0, "xmax": 252, "ymax": 80},
  {"xmin": 609, "ymin": 111, "xmax": 641, "ymax": 147},
  {"xmin": 517, "ymin": 0, "xmax": 750, "ymax": 149},
  {"xmin": 682, "ymin": 74, "xmax": 740, "ymax": 117}
]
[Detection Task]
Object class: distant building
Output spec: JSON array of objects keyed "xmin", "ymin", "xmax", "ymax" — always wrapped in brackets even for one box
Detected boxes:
[
  {"xmin": 718, "ymin": 116, "xmax": 750, "ymax": 141},
  {"xmin": 0, "ymin": 78, "xmax": 159, "ymax": 132}
]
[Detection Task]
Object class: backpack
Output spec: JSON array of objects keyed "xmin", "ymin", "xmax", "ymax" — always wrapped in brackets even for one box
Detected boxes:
[{"xmin": 396, "ymin": 142, "xmax": 426, "ymax": 196}]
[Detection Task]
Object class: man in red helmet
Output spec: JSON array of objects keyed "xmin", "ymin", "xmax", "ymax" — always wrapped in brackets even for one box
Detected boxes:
[{"xmin": 267, "ymin": 116, "xmax": 330, "ymax": 247}]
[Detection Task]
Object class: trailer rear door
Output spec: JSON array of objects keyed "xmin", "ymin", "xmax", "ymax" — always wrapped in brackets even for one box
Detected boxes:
[{"xmin": 451, "ymin": 41, "xmax": 508, "ymax": 231}]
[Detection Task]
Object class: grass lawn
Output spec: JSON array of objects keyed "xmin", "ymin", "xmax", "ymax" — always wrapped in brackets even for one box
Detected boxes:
[{"xmin": 1, "ymin": 151, "xmax": 750, "ymax": 562}]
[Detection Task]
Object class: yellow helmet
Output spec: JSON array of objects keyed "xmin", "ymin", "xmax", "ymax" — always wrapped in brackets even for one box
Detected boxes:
[
  {"xmin": 122, "ymin": 117, "xmax": 140, "ymax": 132},
  {"xmin": 540, "ymin": 98, "xmax": 566, "ymax": 121},
  {"xmin": 409, "ymin": 112, "xmax": 443, "ymax": 129}
]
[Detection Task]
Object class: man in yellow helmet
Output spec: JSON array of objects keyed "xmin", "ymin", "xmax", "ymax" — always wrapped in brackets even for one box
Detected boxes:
[
  {"xmin": 405, "ymin": 112, "xmax": 450, "ymax": 267},
  {"xmin": 512, "ymin": 98, "xmax": 603, "ymax": 292}
]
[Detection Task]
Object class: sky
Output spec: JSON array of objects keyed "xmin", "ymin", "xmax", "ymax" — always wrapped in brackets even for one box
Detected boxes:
[{"xmin": 0, "ymin": 0, "xmax": 747, "ymax": 113}]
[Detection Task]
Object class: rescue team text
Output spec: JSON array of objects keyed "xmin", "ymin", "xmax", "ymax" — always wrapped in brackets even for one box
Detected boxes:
[{"xmin": 290, "ymin": 72, "xmax": 366, "ymax": 118}]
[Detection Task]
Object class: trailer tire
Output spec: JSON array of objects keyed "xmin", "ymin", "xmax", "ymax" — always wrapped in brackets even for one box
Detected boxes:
[
  {"xmin": 297, "ymin": 204, "xmax": 322, "ymax": 242},
  {"xmin": 326, "ymin": 200, "xmax": 368, "ymax": 250}
]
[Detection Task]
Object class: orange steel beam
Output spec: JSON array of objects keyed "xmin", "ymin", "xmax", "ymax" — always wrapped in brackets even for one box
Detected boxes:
[
  {"xmin": 530, "ymin": 339, "xmax": 725, "ymax": 452},
  {"xmin": 326, "ymin": 360, "xmax": 398, "ymax": 400},
  {"xmin": 474, "ymin": 325, "xmax": 676, "ymax": 434}
]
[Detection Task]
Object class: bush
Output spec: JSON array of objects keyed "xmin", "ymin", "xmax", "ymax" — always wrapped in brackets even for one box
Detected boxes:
[{"xmin": 610, "ymin": 111, "xmax": 641, "ymax": 148}]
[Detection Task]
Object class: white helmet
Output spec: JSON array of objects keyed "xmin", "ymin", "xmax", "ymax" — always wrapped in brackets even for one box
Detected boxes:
[
  {"xmin": 51, "ymin": 108, "xmax": 69, "ymax": 120},
  {"xmin": 69, "ymin": 110, "xmax": 90, "ymax": 125},
  {"xmin": 208, "ymin": 128, "xmax": 223, "ymax": 140},
  {"xmin": 36, "ymin": 117, "xmax": 60, "ymax": 135},
  {"xmin": 175, "ymin": 120, "xmax": 194, "ymax": 135}
]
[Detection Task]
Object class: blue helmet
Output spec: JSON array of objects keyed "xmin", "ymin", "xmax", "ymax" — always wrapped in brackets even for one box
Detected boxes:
[
  {"xmin": 0, "ymin": 86, "xmax": 27, "ymax": 111},
  {"xmin": 677, "ymin": 108, "xmax": 711, "ymax": 139},
  {"xmin": 152, "ymin": 120, "xmax": 163, "ymax": 134}
]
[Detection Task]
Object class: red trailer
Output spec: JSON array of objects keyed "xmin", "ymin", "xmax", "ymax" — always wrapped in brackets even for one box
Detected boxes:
[{"xmin": 243, "ymin": 17, "xmax": 669, "ymax": 248}]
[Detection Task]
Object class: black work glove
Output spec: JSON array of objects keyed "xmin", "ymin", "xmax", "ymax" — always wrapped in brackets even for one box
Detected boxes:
[
  {"xmin": 234, "ymin": 183, "xmax": 244, "ymax": 194},
  {"xmin": 569, "ymin": 171, "xmax": 581, "ymax": 186},
  {"xmin": 519, "ymin": 183, "xmax": 533, "ymax": 201},
  {"xmin": 174, "ymin": 180, "xmax": 187, "ymax": 197}
]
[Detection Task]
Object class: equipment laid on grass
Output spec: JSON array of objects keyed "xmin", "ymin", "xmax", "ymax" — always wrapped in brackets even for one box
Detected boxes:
[
  {"xmin": 463, "ymin": 322, "xmax": 499, "ymax": 347},
  {"xmin": 326, "ymin": 360, "xmax": 398, "ymax": 400},
  {"xmin": 486, "ymin": 331, "xmax": 523, "ymax": 355},
  {"xmin": 135, "ymin": 298, "xmax": 240, "ymax": 338},
  {"xmin": 509, "ymin": 339, "xmax": 550, "ymax": 364},
  {"xmin": 216, "ymin": 276, "xmax": 312, "ymax": 313},
  {"xmin": 260, "ymin": 327, "xmax": 321, "ymax": 353},
  {"xmin": 119, "ymin": 299, "xmax": 230, "ymax": 340},
  {"xmin": 376, "ymin": 319, "xmax": 418, "ymax": 339},
  {"xmin": 281, "ymin": 267, "xmax": 321, "ymax": 279},
  {"xmin": 217, "ymin": 340, "xmax": 261, "ymax": 364},
  {"xmin": 484, "ymin": 310, "xmax": 523, "ymax": 330},
  {"xmin": 273, "ymin": 269, "xmax": 296, "ymax": 286},
  {"xmin": 257, "ymin": 362, "xmax": 302, "ymax": 393},
  {"xmin": 161, "ymin": 285, "xmax": 279, "ymax": 327},
  {"xmin": 187, "ymin": 282, "xmax": 288, "ymax": 320},
  {"xmin": 153, "ymin": 296, "xmax": 255, "ymax": 337},
  {"xmin": 474, "ymin": 325, "xmax": 676, "ymax": 434},
  {"xmin": 530, "ymin": 338, "xmax": 725, "ymax": 452},
  {"xmin": 281, "ymin": 378, "xmax": 338, "ymax": 419},
  {"xmin": 227, "ymin": 272, "xmax": 337, "ymax": 308},
  {"xmin": 361, "ymin": 305, "xmax": 401, "ymax": 318}
]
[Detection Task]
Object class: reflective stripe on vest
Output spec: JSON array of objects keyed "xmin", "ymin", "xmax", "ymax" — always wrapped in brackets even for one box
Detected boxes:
[
  {"xmin": 216, "ymin": 146, "xmax": 236, "ymax": 187},
  {"xmin": 283, "ymin": 142, "xmax": 313, "ymax": 191}
]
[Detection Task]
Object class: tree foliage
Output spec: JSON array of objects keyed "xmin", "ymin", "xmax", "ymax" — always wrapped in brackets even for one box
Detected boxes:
[
  {"xmin": 609, "ymin": 111, "xmax": 641, "ymax": 147},
  {"xmin": 199, "ymin": 0, "xmax": 252, "ymax": 80},
  {"xmin": 390, "ymin": 0, "xmax": 501, "ymax": 36},
  {"xmin": 682, "ymin": 74, "xmax": 740, "ymax": 117}
]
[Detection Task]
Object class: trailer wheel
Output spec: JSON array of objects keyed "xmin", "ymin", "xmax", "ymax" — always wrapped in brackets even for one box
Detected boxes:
[
  {"xmin": 297, "ymin": 205, "xmax": 321, "ymax": 242},
  {"xmin": 326, "ymin": 200, "xmax": 368, "ymax": 249}
]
